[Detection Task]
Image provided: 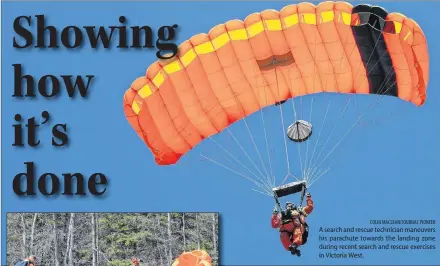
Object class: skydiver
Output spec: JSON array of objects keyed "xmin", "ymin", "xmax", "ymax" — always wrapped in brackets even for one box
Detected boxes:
[
  {"xmin": 131, "ymin": 258, "xmax": 143, "ymax": 265},
  {"xmin": 271, "ymin": 192, "xmax": 314, "ymax": 256}
]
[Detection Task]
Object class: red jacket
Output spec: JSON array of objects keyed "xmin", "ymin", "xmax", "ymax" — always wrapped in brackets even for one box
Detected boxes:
[{"xmin": 271, "ymin": 196, "xmax": 314, "ymax": 246}]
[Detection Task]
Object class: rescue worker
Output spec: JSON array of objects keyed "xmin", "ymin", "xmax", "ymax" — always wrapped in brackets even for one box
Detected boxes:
[
  {"xmin": 131, "ymin": 258, "xmax": 143, "ymax": 265},
  {"xmin": 14, "ymin": 255, "xmax": 37, "ymax": 266},
  {"xmin": 271, "ymin": 192, "xmax": 314, "ymax": 256}
]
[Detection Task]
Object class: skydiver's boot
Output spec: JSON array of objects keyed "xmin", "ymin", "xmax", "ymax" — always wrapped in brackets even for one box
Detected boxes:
[{"xmin": 289, "ymin": 245, "xmax": 301, "ymax": 257}]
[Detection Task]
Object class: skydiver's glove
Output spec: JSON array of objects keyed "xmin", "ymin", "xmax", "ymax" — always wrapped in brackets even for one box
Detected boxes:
[{"xmin": 306, "ymin": 192, "xmax": 311, "ymax": 197}]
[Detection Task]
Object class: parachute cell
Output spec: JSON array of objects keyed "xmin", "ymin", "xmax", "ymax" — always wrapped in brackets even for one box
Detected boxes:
[
  {"xmin": 172, "ymin": 250, "xmax": 212, "ymax": 266},
  {"xmin": 123, "ymin": 1, "xmax": 429, "ymax": 165}
]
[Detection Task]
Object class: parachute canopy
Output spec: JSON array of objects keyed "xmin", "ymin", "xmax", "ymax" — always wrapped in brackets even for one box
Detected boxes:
[
  {"xmin": 123, "ymin": 1, "xmax": 429, "ymax": 165},
  {"xmin": 287, "ymin": 120, "xmax": 313, "ymax": 142},
  {"xmin": 171, "ymin": 250, "xmax": 212, "ymax": 266}
]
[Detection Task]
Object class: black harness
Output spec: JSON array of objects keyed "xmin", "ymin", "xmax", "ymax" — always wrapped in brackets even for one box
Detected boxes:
[
  {"xmin": 281, "ymin": 210, "xmax": 294, "ymax": 224},
  {"xmin": 279, "ymin": 209, "xmax": 309, "ymax": 242}
]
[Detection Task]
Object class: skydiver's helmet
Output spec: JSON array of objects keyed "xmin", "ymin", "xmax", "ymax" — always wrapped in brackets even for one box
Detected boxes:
[{"xmin": 286, "ymin": 202, "xmax": 296, "ymax": 210}]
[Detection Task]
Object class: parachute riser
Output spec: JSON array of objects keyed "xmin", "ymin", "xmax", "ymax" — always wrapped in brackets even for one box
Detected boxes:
[
  {"xmin": 274, "ymin": 193, "xmax": 283, "ymax": 211},
  {"xmin": 299, "ymin": 185, "xmax": 307, "ymax": 208}
]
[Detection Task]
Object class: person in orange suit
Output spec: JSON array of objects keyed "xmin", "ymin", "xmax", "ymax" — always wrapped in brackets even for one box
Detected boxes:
[
  {"xmin": 131, "ymin": 258, "xmax": 143, "ymax": 265},
  {"xmin": 271, "ymin": 192, "xmax": 314, "ymax": 256}
]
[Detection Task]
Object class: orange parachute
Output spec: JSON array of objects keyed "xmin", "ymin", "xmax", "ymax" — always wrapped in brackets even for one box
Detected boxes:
[
  {"xmin": 171, "ymin": 250, "xmax": 212, "ymax": 266},
  {"xmin": 123, "ymin": 1, "xmax": 429, "ymax": 165}
]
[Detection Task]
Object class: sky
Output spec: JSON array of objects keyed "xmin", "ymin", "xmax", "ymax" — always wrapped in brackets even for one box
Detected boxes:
[{"xmin": 2, "ymin": 1, "xmax": 440, "ymax": 265}]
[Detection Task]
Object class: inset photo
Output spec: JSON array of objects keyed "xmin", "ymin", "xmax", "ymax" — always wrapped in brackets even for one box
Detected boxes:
[{"xmin": 7, "ymin": 213, "xmax": 219, "ymax": 266}]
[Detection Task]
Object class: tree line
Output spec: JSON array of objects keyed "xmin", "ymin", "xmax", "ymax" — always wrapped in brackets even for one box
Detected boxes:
[{"xmin": 7, "ymin": 213, "xmax": 219, "ymax": 266}]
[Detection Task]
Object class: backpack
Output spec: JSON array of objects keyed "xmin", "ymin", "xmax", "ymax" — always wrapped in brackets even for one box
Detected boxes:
[
  {"xmin": 302, "ymin": 222, "xmax": 309, "ymax": 245},
  {"xmin": 14, "ymin": 260, "xmax": 30, "ymax": 266}
]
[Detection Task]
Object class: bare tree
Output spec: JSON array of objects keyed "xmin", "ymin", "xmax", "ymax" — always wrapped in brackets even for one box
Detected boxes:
[
  {"xmin": 196, "ymin": 213, "xmax": 200, "ymax": 249},
  {"xmin": 91, "ymin": 213, "xmax": 97, "ymax": 266},
  {"xmin": 30, "ymin": 213, "xmax": 38, "ymax": 254},
  {"xmin": 212, "ymin": 213, "xmax": 217, "ymax": 252},
  {"xmin": 21, "ymin": 214, "xmax": 27, "ymax": 258},
  {"xmin": 95, "ymin": 214, "xmax": 99, "ymax": 265},
  {"xmin": 167, "ymin": 213, "xmax": 172, "ymax": 265},
  {"xmin": 53, "ymin": 213, "xmax": 60, "ymax": 266},
  {"xmin": 63, "ymin": 213, "xmax": 75, "ymax": 266},
  {"xmin": 68, "ymin": 213, "xmax": 75, "ymax": 266},
  {"xmin": 182, "ymin": 214, "xmax": 186, "ymax": 251},
  {"xmin": 63, "ymin": 215, "xmax": 71, "ymax": 266}
]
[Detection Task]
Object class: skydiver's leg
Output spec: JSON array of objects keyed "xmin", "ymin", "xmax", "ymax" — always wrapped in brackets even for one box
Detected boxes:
[
  {"xmin": 292, "ymin": 226, "xmax": 303, "ymax": 246},
  {"xmin": 280, "ymin": 232, "xmax": 292, "ymax": 250},
  {"xmin": 286, "ymin": 227, "xmax": 303, "ymax": 256}
]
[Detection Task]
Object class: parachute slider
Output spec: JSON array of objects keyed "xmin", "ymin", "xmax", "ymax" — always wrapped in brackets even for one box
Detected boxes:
[
  {"xmin": 287, "ymin": 120, "xmax": 313, "ymax": 142},
  {"xmin": 272, "ymin": 181, "xmax": 306, "ymax": 198}
]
